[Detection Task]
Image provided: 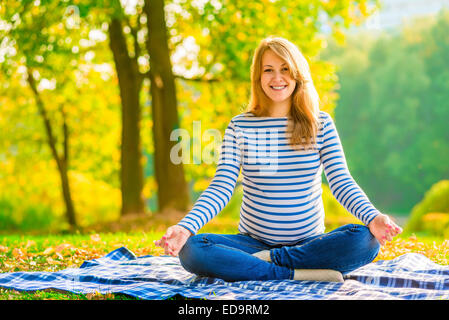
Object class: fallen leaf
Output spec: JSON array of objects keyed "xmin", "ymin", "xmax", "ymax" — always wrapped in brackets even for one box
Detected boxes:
[
  {"xmin": 12, "ymin": 248, "xmax": 25, "ymax": 258},
  {"xmin": 90, "ymin": 234, "xmax": 101, "ymax": 242},
  {"xmin": 55, "ymin": 243, "xmax": 73, "ymax": 254},
  {"xmin": 43, "ymin": 247, "xmax": 54, "ymax": 255},
  {"xmin": 25, "ymin": 240, "xmax": 36, "ymax": 249}
]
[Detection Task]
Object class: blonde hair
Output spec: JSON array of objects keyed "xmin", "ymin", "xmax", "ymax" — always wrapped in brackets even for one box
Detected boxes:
[{"xmin": 247, "ymin": 36, "xmax": 321, "ymax": 150}]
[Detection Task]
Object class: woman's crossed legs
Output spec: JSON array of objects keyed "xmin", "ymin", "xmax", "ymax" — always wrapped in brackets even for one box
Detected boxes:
[{"xmin": 178, "ymin": 224, "xmax": 380, "ymax": 282}]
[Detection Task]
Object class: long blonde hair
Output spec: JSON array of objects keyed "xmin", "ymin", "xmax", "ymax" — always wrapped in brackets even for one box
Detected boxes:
[{"xmin": 247, "ymin": 36, "xmax": 321, "ymax": 150}]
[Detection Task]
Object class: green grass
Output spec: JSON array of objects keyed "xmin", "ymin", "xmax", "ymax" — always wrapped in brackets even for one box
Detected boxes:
[
  {"xmin": 0, "ymin": 218, "xmax": 240, "ymax": 300},
  {"xmin": 0, "ymin": 231, "xmax": 165, "ymax": 300}
]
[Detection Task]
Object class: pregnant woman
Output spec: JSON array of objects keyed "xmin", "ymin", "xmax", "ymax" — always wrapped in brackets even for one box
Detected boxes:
[{"xmin": 154, "ymin": 36, "xmax": 402, "ymax": 282}]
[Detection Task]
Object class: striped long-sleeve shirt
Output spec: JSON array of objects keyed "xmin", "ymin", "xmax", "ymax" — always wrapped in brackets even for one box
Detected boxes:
[{"xmin": 177, "ymin": 111, "xmax": 380, "ymax": 245}]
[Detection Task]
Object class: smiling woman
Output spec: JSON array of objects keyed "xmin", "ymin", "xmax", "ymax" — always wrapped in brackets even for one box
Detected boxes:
[{"xmin": 155, "ymin": 36, "xmax": 402, "ymax": 283}]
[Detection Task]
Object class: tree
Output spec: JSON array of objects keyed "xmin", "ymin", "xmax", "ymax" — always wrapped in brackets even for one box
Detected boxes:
[
  {"xmin": 1, "ymin": 1, "xmax": 82, "ymax": 227},
  {"xmin": 143, "ymin": 0, "xmax": 191, "ymax": 211},
  {"xmin": 108, "ymin": 6, "xmax": 146, "ymax": 216}
]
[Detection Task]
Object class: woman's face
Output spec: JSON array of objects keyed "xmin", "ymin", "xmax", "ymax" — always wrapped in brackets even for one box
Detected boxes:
[{"xmin": 260, "ymin": 49, "xmax": 296, "ymax": 109}]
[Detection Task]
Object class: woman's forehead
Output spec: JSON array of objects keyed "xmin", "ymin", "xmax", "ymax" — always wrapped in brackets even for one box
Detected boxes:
[{"xmin": 262, "ymin": 49, "xmax": 287, "ymax": 66}]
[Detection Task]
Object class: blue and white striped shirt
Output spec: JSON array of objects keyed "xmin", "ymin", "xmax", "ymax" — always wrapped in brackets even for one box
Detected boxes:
[{"xmin": 178, "ymin": 111, "xmax": 380, "ymax": 245}]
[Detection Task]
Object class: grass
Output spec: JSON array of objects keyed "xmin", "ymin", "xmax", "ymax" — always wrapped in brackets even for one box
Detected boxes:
[
  {"xmin": 1, "ymin": 222, "xmax": 449, "ymax": 300},
  {"xmin": 0, "ymin": 212, "xmax": 241, "ymax": 300},
  {"xmin": 0, "ymin": 231, "xmax": 161, "ymax": 300}
]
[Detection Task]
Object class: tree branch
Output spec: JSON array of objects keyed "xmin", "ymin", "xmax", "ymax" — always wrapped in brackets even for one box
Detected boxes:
[
  {"xmin": 60, "ymin": 104, "xmax": 69, "ymax": 164},
  {"xmin": 26, "ymin": 67, "xmax": 62, "ymax": 168},
  {"xmin": 142, "ymin": 69, "xmax": 221, "ymax": 82}
]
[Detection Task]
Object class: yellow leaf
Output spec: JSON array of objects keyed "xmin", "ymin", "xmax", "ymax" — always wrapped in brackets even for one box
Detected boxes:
[
  {"xmin": 43, "ymin": 247, "xmax": 55, "ymax": 255},
  {"xmin": 12, "ymin": 248, "xmax": 24, "ymax": 258},
  {"xmin": 46, "ymin": 257, "xmax": 58, "ymax": 264}
]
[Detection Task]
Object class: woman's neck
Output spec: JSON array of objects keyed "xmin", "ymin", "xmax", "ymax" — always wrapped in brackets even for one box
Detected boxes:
[{"xmin": 267, "ymin": 101, "xmax": 291, "ymax": 117}]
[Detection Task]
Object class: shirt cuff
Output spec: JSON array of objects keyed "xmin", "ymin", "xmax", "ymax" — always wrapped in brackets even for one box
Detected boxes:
[{"xmin": 177, "ymin": 222, "xmax": 197, "ymax": 236}]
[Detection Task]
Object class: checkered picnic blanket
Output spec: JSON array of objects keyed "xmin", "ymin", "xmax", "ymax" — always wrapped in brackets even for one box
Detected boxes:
[{"xmin": 1, "ymin": 246, "xmax": 448, "ymax": 300}]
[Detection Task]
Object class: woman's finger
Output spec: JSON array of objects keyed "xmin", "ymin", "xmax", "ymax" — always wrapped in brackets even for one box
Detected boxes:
[
  {"xmin": 153, "ymin": 236, "xmax": 166, "ymax": 248},
  {"xmin": 388, "ymin": 216, "xmax": 403, "ymax": 235},
  {"xmin": 386, "ymin": 224, "xmax": 396, "ymax": 236},
  {"xmin": 164, "ymin": 240, "xmax": 176, "ymax": 255},
  {"xmin": 390, "ymin": 223, "xmax": 402, "ymax": 237},
  {"xmin": 164, "ymin": 244, "xmax": 170, "ymax": 255}
]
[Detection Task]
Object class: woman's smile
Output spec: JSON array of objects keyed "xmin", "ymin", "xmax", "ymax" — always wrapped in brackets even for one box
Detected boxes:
[{"xmin": 270, "ymin": 85, "xmax": 288, "ymax": 91}]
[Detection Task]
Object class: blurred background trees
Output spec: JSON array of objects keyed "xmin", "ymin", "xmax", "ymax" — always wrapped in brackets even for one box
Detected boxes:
[
  {"xmin": 0, "ymin": 0, "xmax": 448, "ymax": 237},
  {"xmin": 321, "ymin": 10, "xmax": 449, "ymax": 224}
]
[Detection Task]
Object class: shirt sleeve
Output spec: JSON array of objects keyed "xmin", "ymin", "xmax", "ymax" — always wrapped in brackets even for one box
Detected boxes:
[
  {"xmin": 319, "ymin": 112, "xmax": 381, "ymax": 226},
  {"xmin": 177, "ymin": 120, "xmax": 242, "ymax": 234}
]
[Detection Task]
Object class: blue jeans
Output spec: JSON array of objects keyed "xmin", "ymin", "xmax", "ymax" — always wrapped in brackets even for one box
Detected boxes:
[{"xmin": 179, "ymin": 224, "xmax": 380, "ymax": 282}]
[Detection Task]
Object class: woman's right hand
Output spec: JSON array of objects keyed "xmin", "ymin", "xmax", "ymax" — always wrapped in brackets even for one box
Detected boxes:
[{"xmin": 153, "ymin": 225, "xmax": 192, "ymax": 256}]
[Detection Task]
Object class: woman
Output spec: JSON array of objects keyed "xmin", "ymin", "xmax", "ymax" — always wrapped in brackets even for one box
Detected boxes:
[{"xmin": 154, "ymin": 36, "xmax": 402, "ymax": 282}]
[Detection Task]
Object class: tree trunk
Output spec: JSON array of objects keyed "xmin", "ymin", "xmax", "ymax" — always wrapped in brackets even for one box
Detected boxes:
[
  {"xmin": 26, "ymin": 69, "xmax": 77, "ymax": 227},
  {"xmin": 108, "ymin": 17, "xmax": 146, "ymax": 216},
  {"xmin": 143, "ymin": 0, "xmax": 191, "ymax": 211}
]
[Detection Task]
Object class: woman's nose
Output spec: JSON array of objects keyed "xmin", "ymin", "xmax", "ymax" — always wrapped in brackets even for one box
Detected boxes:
[{"xmin": 271, "ymin": 70, "xmax": 284, "ymax": 80}]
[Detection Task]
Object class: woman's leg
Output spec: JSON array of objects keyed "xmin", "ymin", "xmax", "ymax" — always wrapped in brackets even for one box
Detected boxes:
[
  {"xmin": 178, "ymin": 233, "xmax": 293, "ymax": 281},
  {"xmin": 269, "ymin": 224, "xmax": 380, "ymax": 275}
]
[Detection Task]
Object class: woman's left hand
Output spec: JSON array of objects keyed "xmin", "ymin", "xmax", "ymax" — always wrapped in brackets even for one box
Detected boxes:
[{"xmin": 368, "ymin": 213, "xmax": 403, "ymax": 246}]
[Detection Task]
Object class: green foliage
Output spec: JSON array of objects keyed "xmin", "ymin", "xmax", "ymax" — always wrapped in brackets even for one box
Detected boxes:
[
  {"xmin": 404, "ymin": 180, "xmax": 449, "ymax": 236},
  {"xmin": 0, "ymin": 168, "xmax": 121, "ymax": 232},
  {"xmin": 0, "ymin": 197, "xmax": 57, "ymax": 232},
  {"xmin": 0, "ymin": 1, "xmax": 123, "ymax": 231},
  {"xmin": 322, "ymin": 184, "xmax": 361, "ymax": 231},
  {"xmin": 321, "ymin": 10, "xmax": 449, "ymax": 214}
]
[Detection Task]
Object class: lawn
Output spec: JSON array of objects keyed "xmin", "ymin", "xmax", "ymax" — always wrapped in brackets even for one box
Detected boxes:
[{"xmin": 1, "ymin": 222, "xmax": 448, "ymax": 300}]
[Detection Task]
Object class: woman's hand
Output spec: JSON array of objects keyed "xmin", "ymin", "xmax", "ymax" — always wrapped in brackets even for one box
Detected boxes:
[
  {"xmin": 154, "ymin": 225, "xmax": 192, "ymax": 256},
  {"xmin": 368, "ymin": 213, "xmax": 403, "ymax": 246}
]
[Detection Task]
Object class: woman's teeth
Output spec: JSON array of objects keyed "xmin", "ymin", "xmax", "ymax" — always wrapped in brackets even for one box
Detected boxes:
[{"xmin": 271, "ymin": 85, "xmax": 287, "ymax": 90}]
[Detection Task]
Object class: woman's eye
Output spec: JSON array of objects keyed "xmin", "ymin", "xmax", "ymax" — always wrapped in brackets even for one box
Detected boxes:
[{"xmin": 264, "ymin": 69, "xmax": 272, "ymax": 72}]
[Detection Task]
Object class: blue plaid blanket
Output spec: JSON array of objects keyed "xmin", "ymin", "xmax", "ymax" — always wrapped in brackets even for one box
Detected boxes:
[{"xmin": 0, "ymin": 246, "xmax": 448, "ymax": 300}]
